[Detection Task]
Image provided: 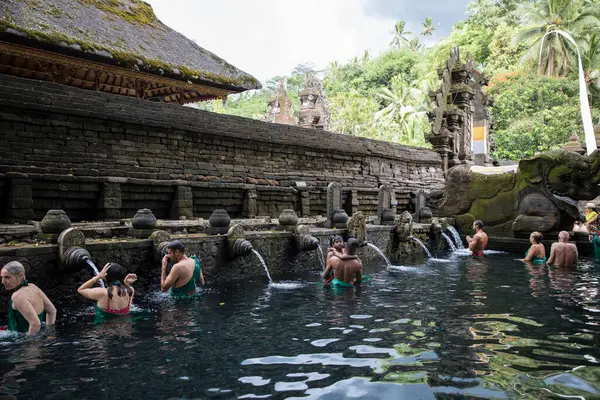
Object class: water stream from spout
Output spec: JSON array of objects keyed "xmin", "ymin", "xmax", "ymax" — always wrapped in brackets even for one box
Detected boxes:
[
  {"xmin": 316, "ymin": 246, "xmax": 326, "ymax": 271},
  {"xmin": 441, "ymin": 232, "xmax": 457, "ymax": 252},
  {"xmin": 447, "ymin": 226, "xmax": 464, "ymax": 249},
  {"xmin": 366, "ymin": 243, "xmax": 391, "ymax": 267},
  {"xmin": 252, "ymin": 249, "xmax": 273, "ymax": 284},
  {"xmin": 86, "ymin": 259, "xmax": 105, "ymax": 288},
  {"xmin": 411, "ymin": 237, "xmax": 432, "ymax": 259}
]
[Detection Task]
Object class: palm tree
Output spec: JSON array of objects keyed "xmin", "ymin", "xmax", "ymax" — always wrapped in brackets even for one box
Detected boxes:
[
  {"xmin": 515, "ymin": 0, "xmax": 600, "ymax": 76},
  {"xmin": 407, "ymin": 38, "xmax": 423, "ymax": 52},
  {"xmin": 375, "ymin": 76, "xmax": 424, "ymax": 132},
  {"xmin": 389, "ymin": 20, "xmax": 412, "ymax": 48},
  {"xmin": 583, "ymin": 32, "xmax": 600, "ymax": 89},
  {"xmin": 421, "ymin": 17, "xmax": 435, "ymax": 36}
]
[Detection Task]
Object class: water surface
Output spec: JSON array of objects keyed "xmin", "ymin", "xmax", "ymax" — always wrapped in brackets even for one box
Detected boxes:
[{"xmin": 1, "ymin": 252, "xmax": 600, "ymax": 399}]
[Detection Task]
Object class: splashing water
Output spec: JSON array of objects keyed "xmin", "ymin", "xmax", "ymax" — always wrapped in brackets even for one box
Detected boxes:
[
  {"xmin": 86, "ymin": 259, "xmax": 105, "ymax": 288},
  {"xmin": 411, "ymin": 237, "xmax": 432, "ymax": 259},
  {"xmin": 446, "ymin": 226, "xmax": 464, "ymax": 249},
  {"xmin": 252, "ymin": 249, "xmax": 273, "ymax": 284},
  {"xmin": 366, "ymin": 243, "xmax": 391, "ymax": 267},
  {"xmin": 441, "ymin": 232, "xmax": 457, "ymax": 252},
  {"xmin": 317, "ymin": 246, "xmax": 326, "ymax": 271}
]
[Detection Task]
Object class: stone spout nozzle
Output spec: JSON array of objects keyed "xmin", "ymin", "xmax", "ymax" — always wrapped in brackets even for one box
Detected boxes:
[
  {"xmin": 301, "ymin": 236, "xmax": 319, "ymax": 251},
  {"xmin": 62, "ymin": 246, "xmax": 91, "ymax": 269},
  {"xmin": 232, "ymin": 238, "xmax": 254, "ymax": 257}
]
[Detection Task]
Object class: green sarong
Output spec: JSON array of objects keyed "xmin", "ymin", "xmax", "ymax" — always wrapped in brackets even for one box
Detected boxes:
[
  {"xmin": 170, "ymin": 256, "xmax": 201, "ymax": 298},
  {"xmin": 525, "ymin": 250, "xmax": 546, "ymax": 265},
  {"xmin": 7, "ymin": 280, "xmax": 44, "ymax": 333}
]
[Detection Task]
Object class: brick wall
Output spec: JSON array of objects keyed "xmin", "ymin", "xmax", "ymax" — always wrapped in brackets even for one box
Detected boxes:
[{"xmin": 0, "ymin": 73, "xmax": 444, "ymax": 221}]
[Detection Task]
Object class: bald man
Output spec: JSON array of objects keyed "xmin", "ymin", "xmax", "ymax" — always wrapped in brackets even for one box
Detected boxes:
[{"xmin": 547, "ymin": 231, "xmax": 578, "ymax": 267}]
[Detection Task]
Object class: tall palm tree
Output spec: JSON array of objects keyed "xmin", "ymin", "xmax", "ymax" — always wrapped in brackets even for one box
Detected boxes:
[
  {"xmin": 421, "ymin": 17, "xmax": 435, "ymax": 36},
  {"xmin": 389, "ymin": 20, "xmax": 412, "ymax": 48},
  {"xmin": 515, "ymin": 0, "xmax": 600, "ymax": 76},
  {"xmin": 408, "ymin": 38, "xmax": 423, "ymax": 52},
  {"xmin": 583, "ymin": 32, "xmax": 600, "ymax": 89},
  {"xmin": 375, "ymin": 76, "xmax": 424, "ymax": 132}
]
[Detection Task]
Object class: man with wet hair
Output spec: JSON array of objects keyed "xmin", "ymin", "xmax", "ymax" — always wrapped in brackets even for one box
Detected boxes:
[
  {"xmin": 547, "ymin": 231, "xmax": 578, "ymax": 267},
  {"xmin": 324, "ymin": 238, "xmax": 363, "ymax": 287},
  {"xmin": 466, "ymin": 220, "xmax": 488, "ymax": 257},
  {"xmin": 160, "ymin": 240, "xmax": 205, "ymax": 297}
]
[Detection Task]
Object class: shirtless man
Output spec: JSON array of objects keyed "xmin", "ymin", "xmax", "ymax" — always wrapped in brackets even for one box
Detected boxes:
[
  {"xmin": 466, "ymin": 220, "xmax": 488, "ymax": 257},
  {"xmin": 323, "ymin": 238, "xmax": 363, "ymax": 287},
  {"xmin": 160, "ymin": 240, "xmax": 205, "ymax": 297},
  {"xmin": 547, "ymin": 231, "xmax": 578, "ymax": 267}
]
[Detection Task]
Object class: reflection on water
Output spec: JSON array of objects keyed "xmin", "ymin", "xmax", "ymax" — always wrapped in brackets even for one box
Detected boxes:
[{"xmin": 1, "ymin": 252, "xmax": 600, "ymax": 399}]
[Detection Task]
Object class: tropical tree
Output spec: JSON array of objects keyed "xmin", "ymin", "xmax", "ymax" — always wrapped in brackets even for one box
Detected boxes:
[
  {"xmin": 583, "ymin": 32, "xmax": 600, "ymax": 89},
  {"xmin": 421, "ymin": 17, "xmax": 435, "ymax": 36},
  {"xmin": 408, "ymin": 38, "xmax": 423, "ymax": 52},
  {"xmin": 515, "ymin": 0, "xmax": 600, "ymax": 76},
  {"xmin": 375, "ymin": 75, "xmax": 426, "ymax": 141},
  {"xmin": 389, "ymin": 20, "xmax": 412, "ymax": 48}
]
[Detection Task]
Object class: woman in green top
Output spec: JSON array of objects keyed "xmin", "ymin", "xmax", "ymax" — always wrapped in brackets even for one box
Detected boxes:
[
  {"xmin": 1, "ymin": 261, "xmax": 57, "ymax": 335},
  {"xmin": 521, "ymin": 231, "xmax": 546, "ymax": 265},
  {"xmin": 77, "ymin": 262, "xmax": 137, "ymax": 319}
]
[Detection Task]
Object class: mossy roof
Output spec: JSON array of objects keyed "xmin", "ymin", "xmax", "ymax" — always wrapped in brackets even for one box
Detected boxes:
[{"xmin": 0, "ymin": 0, "xmax": 261, "ymax": 92}]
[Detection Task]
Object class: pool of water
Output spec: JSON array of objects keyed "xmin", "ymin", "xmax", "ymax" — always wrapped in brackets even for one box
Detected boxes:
[{"xmin": 2, "ymin": 251, "xmax": 600, "ymax": 399}]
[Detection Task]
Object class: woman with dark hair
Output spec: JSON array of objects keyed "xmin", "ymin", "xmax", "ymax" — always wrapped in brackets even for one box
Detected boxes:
[
  {"xmin": 1, "ymin": 261, "xmax": 57, "ymax": 335},
  {"xmin": 522, "ymin": 231, "xmax": 546, "ymax": 265},
  {"xmin": 77, "ymin": 262, "xmax": 137, "ymax": 319}
]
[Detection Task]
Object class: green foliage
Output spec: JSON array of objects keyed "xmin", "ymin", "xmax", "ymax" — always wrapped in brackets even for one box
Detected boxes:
[
  {"xmin": 197, "ymin": 0, "xmax": 600, "ymax": 157},
  {"xmin": 488, "ymin": 73, "xmax": 600, "ymax": 159}
]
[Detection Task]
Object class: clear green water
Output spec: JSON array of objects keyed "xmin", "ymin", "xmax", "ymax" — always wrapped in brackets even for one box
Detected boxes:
[{"xmin": 1, "ymin": 251, "xmax": 600, "ymax": 399}]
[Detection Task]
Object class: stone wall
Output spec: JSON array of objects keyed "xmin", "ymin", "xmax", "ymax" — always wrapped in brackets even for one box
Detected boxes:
[{"xmin": 0, "ymin": 73, "xmax": 444, "ymax": 222}]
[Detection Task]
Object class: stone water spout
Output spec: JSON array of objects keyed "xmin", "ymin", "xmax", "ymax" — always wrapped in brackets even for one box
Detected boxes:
[
  {"xmin": 151, "ymin": 230, "xmax": 172, "ymax": 258},
  {"xmin": 294, "ymin": 224, "xmax": 319, "ymax": 251},
  {"xmin": 57, "ymin": 228, "xmax": 90, "ymax": 269},
  {"xmin": 227, "ymin": 224, "xmax": 254, "ymax": 258}
]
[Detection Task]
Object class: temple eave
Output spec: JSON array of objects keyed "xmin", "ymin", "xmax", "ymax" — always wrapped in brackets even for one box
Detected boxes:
[{"xmin": 0, "ymin": 41, "xmax": 234, "ymax": 103}]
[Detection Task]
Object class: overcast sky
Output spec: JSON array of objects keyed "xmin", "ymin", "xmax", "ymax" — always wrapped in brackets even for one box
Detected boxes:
[{"xmin": 146, "ymin": 0, "xmax": 471, "ymax": 82}]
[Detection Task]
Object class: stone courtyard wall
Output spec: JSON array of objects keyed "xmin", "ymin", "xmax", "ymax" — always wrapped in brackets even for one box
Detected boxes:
[{"xmin": 0, "ymin": 73, "xmax": 444, "ymax": 222}]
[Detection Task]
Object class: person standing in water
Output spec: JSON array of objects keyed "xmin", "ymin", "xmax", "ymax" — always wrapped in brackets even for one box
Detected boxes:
[
  {"xmin": 160, "ymin": 240, "xmax": 205, "ymax": 297},
  {"xmin": 77, "ymin": 262, "xmax": 137, "ymax": 319},
  {"xmin": 1, "ymin": 261, "xmax": 56, "ymax": 335},
  {"xmin": 466, "ymin": 220, "xmax": 488, "ymax": 256},
  {"xmin": 522, "ymin": 231, "xmax": 546, "ymax": 264},
  {"xmin": 323, "ymin": 238, "xmax": 363, "ymax": 287},
  {"xmin": 547, "ymin": 231, "xmax": 578, "ymax": 267}
]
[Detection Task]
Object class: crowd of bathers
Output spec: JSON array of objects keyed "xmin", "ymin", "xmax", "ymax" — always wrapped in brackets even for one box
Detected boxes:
[
  {"xmin": 6, "ymin": 206, "xmax": 596, "ymax": 337},
  {"xmin": 1, "ymin": 237, "xmax": 367, "ymax": 336}
]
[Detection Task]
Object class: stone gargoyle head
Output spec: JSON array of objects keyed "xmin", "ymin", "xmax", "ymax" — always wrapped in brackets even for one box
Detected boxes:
[{"xmin": 519, "ymin": 150, "xmax": 600, "ymax": 200}]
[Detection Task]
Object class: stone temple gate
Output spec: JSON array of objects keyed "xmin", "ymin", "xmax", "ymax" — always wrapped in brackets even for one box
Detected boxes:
[{"xmin": 426, "ymin": 46, "xmax": 494, "ymax": 175}]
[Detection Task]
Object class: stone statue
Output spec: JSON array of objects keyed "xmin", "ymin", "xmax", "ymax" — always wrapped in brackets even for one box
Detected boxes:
[
  {"xmin": 347, "ymin": 211, "xmax": 367, "ymax": 245},
  {"xmin": 305, "ymin": 71, "xmax": 330, "ymax": 131},
  {"xmin": 439, "ymin": 150, "xmax": 600, "ymax": 237},
  {"xmin": 264, "ymin": 77, "xmax": 295, "ymax": 125},
  {"xmin": 395, "ymin": 211, "xmax": 413, "ymax": 242}
]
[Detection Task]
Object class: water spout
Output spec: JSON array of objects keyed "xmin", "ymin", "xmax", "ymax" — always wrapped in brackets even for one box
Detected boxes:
[
  {"xmin": 446, "ymin": 226, "xmax": 464, "ymax": 249},
  {"xmin": 252, "ymin": 249, "xmax": 273, "ymax": 284},
  {"xmin": 366, "ymin": 243, "xmax": 391, "ymax": 267},
  {"xmin": 441, "ymin": 232, "xmax": 457, "ymax": 252},
  {"xmin": 411, "ymin": 236, "xmax": 432, "ymax": 258},
  {"xmin": 316, "ymin": 246, "xmax": 326, "ymax": 271},
  {"xmin": 85, "ymin": 259, "xmax": 105, "ymax": 288}
]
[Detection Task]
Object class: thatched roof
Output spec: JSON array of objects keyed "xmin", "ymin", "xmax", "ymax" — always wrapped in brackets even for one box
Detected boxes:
[{"xmin": 0, "ymin": 0, "xmax": 261, "ymax": 94}]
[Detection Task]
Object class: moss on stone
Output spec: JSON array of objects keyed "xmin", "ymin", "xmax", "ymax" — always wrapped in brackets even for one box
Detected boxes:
[{"xmin": 79, "ymin": 0, "xmax": 158, "ymax": 26}]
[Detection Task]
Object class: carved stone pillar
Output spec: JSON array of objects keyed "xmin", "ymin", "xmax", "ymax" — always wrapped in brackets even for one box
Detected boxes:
[
  {"xmin": 99, "ymin": 181, "xmax": 122, "ymax": 220},
  {"xmin": 6, "ymin": 172, "xmax": 33, "ymax": 222},
  {"xmin": 171, "ymin": 186, "xmax": 193, "ymax": 219},
  {"xmin": 246, "ymin": 188, "xmax": 257, "ymax": 218}
]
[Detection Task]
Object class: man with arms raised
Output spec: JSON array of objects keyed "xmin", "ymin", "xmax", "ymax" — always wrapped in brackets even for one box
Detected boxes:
[
  {"xmin": 160, "ymin": 240, "xmax": 205, "ymax": 297},
  {"xmin": 547, "ymin": 231, "xmax": 578, "ymax": 267},
  {"xmin": 466, "ymin": 220, "xmax": 488, "ymax": 257},
  {"xmin": 323, "ymin": 238, "xmax": 363, "ymax": 288}
]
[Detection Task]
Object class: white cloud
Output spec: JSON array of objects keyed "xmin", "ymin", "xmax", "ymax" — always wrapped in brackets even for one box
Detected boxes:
[{"xmin": 146, "ymin": 0, "xmax": 396, "ymax": 82}]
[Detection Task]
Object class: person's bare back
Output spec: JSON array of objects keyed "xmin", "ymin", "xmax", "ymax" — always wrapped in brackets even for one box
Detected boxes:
[
  {"xmin": 548, "ymin": 242, "xmax": 578, "ymax": 267},
  {"xmin": 339, "ymin": 258, "xmax": 363, "ymax": 285}
]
